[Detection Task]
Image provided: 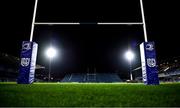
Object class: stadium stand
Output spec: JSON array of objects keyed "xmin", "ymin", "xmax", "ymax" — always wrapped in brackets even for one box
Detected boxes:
[
  {"xmin": 61, "ymin": 73, "xmax": 122, "ymax": 82},
  {"xmin": 158, "ymin": 56, "xmax": 180, "ymax": 82},
  {"xmin": 0, "ymin": 53, "xmax": 45, "ymax": 82}
]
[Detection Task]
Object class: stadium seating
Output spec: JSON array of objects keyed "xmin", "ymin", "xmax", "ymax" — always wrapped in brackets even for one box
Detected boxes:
[{"xmin": 61, "ymin": 73, "xmax": 122, "ymax": 82}]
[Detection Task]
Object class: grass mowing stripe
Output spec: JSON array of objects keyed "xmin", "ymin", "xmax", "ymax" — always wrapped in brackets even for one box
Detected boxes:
[{"xmin": 0, "ymin": 82, "xmax": 180, "ymax": 107}]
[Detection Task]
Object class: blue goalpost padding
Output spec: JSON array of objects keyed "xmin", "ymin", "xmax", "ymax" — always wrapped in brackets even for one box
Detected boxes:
[{"xmin": 17, "ymin": 41, "xmax": 38, "ymax": 84}]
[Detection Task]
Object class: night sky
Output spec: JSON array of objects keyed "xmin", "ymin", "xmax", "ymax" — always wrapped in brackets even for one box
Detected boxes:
[{"xmin": 0, "ymin": 0, "xmax": 179, "ymax": 75}]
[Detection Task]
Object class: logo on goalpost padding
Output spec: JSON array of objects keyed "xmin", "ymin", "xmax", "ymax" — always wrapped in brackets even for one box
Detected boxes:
[
  {"xmin": 21, "ymin": 58, "xmax": 30, "ymax": 67},
  {"xmin": 147, "ymin": 58, "xmax": 156, "ymax": 67},
  {"xmin": 146, "ymin": 43, "xmax": 154, "ymax": 51}
]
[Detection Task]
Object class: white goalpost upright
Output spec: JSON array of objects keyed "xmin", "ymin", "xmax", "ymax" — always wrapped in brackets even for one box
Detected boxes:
[
  {"xmin": 30, "ymin": 0, "xmax": 39, "ymax": 42},
  {"xmin": 140, "ymin": 0, "xmax": 148, "ymax": 42}
]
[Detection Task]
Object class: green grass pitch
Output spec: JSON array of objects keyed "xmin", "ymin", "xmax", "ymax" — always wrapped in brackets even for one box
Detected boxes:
[{"xmin": 0, "ymin": 82, "xmax": 180, "ymax": 107}]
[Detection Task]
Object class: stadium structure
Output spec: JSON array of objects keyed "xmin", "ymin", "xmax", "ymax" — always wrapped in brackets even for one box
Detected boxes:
[
  {"xmin": 1, "ymin": 52, "xmax": 180, "ymax": 82},
  {"xmin": 1, "ymin": 0, "xmax": 179, "ymax": 83},
  {"xmin": 132, "ymin": 56, "xmax": 180, "ymax": 82},
  {"xmin": 0, "ymin": 53, "xmax": 45, "ymax": 82},
  {"xmin": 158, "ymin": 56, "xmax": 180, "ymax": 82},
  {"xmin": 61, "ymin": 73, "xmax": 122, "ymax": 83}
]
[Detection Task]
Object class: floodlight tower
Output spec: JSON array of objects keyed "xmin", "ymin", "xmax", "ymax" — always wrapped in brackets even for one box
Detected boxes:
[
  {"xmin": 125, "ymin": 50, "xmax": 135, "ymax": 80},
  {"xmin": 45, "ymin": 47, "xmax": 57, "ymax": 81}
]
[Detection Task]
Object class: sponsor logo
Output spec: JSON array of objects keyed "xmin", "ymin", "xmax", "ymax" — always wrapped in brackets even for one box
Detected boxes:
[
  {"xmin": 22, "ymin": 43, "xmax": 31, "ymax": 50},
  {"xmin": 21, "ymin": 58, "xmax": 30, "ymax": 67},
  {"xmin": 147, "ymin": 58, "xmax": 156, "ymax": 67},
  {"xmin": 146, "ymin": 43, "xmax": 154, "ymax": 51}
]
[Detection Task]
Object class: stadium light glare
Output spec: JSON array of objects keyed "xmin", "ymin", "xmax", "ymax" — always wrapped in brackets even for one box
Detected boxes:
[
  {"xmin": 125, "ymin": 50, "xmax": 135, "ymax": 62},
  {"xmin": 46, "ymin": 47, "xmax": 57, "ymax": 59},
  {"xmin": 124, "ymin": 50, "xmax": 135, "ymax": 80}
]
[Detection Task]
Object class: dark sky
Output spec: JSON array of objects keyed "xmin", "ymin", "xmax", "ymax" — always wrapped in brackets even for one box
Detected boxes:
[{"xmin": 0, "ymin": 0, "xmax": 179, "ymax": 75}]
